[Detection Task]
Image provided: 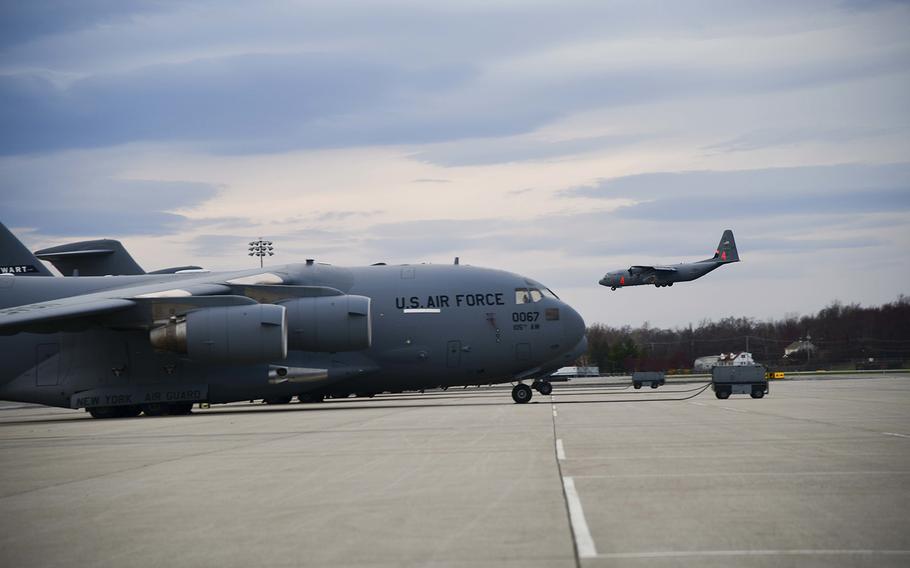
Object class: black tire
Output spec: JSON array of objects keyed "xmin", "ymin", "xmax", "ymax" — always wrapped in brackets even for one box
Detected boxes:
[
  {"xmin": 88, "ymin": 406, "xmax": 119, "ymax": 419},
  {"xmin": 537, "ymin": 381, "xmax": 553, "ymax": 396},
  {"xmin": 650, "ymin": 383, "xmax": 659, "ymax": 389},
  {"xmin": 264, "ymin": 396, "xmax": 293, "ymax": 405},
  {"xmin": 298, "ymin": 393, "xmax": 324, "ymax": 403},
  {"xmin": 633, "ymin": 382, "xmax": 642, "ymax": 389},
  {"xmin": 142, "ymin": 403, "xmax": 168, "ymax": 416},
  {"xmin": 716, "ymin": 388, "xmax": 730, "ymax": 400},
  {"xmin": 751, "ymin": 388, "xmax": 765, "ymax": 399},
  {"xmin": 512, "ymin": 384, "xmax": 533, "ymax": 404},
  {"xmin": 169, "ymin": 402, "xmax": 194, "ymax": 415},
  {"xmin": 116, "ymin": 405, "xmax": 142, "ymax": 418}
]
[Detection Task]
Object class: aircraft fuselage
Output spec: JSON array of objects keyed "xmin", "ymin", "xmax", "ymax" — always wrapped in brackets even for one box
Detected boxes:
[{"xmin": 0, "ymin": 263, "xmax": 586, "ymax": 409}]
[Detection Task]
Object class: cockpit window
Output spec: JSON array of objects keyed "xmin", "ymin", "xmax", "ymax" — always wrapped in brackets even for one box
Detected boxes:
[
  {"xmin": 515, "ymin": 288, "xmax": 530, "ymax": 304},
  {"xmin": 515, "ymin": 287, "xmax": 544, "ymax": 304},
  {"xmin": 523, "ymin": 279, "xmax": 559, "ymax": 300}
]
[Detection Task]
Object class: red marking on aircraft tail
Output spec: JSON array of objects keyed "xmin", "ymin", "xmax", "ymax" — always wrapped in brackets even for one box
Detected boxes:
[
  {"xmin": 620, "ymin": 276, "xmax": 625, "ymax": 286},
  {"xmin": 721, "ymin": 251, "xmax": 727, "ymax": 261}
]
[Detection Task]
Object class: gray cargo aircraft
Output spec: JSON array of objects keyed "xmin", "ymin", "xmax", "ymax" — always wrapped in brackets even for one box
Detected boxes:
[
  {"xmin": 599, "ymin": 230, "xmax": 739, "ymax": 290},
  {"xmin": 0, "ymin": 223, "xmax": 586, "ymax": 417},
  {"xmin": 34, "ymin": 238, "xmax": 201, "ymax": 276}
]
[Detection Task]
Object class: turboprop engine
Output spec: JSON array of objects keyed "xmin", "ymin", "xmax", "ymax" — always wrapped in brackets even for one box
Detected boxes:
[
  {"xmin": 150, "ymin": 304, "xmax": 288, "ymax": 364},
  {"xmin": 280, "ymin": 295, "xmax": 371, "ymax": 352}
]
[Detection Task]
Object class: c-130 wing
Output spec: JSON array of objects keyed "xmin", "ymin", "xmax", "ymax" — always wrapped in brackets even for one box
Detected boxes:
[{"xmin": 629, "ymin": 265, "xmax": 677, "ymax": 273}]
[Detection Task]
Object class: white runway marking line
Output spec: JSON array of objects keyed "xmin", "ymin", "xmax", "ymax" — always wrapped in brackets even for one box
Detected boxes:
[
  {"xmin": 573, "ymin": 470, "xmax": 910, "ymax": 479},
  {"xmin": 562, "ymin": 477, "xmax": 597, "ymax": 558},
  {"xmin": 556, "ymin": 439, "xmax": 566, "ymax": 460},
  {"xmin": 883, "ymin": 432, "xmax": 910, "ymax": 438},
  {"xmin": 595, "ymin": 549, "xmax": 910, "ymax": 560},
  {"xmin": 553, "ymin": 409, "xmax": 558, "ymax": 417}
]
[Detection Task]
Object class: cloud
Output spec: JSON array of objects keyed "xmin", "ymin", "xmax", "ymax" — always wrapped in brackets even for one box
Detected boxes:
[
  {"xmin": 1, "ymin": 1, "xmax": 907, "ymax": 156},
  {"xmin": 0, "ymin": 151, "xmax": 221, "ymax": 235},
  {"xmin": 412, "ymin": 134, "xmax": 641, "ymax": 167},
  {"xmin": 701, "ymin": 126, "xmax": 902, "ymax": 154}
]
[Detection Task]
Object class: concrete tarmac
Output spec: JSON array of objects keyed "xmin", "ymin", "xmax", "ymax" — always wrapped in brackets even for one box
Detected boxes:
[{"xmin": 0, "ymin": 376, "xmax": 908, "ymax": 567}]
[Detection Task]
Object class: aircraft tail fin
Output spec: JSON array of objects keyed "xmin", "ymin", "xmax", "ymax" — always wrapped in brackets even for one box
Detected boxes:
[
  {"xmin": 711, "ymin": 229, "xmax": 739, "ymax": 263},
  {"xmin": 33, "ymin": 239, "xmax": 145, "ymax": 276},
  {"xmin": 0, "ymin": 222, "xmax": 54, "ymax": 276}
]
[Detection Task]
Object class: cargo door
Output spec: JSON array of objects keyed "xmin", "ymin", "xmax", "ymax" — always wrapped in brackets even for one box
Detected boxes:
[{"xmin": 35, "ymin": 343, "xmax": 60, "ymax": 386}]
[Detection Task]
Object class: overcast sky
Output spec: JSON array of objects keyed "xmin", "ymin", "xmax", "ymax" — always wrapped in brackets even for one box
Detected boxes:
[{"xmin": 2, "ymin": 0, "xmax": 908, "ymax": 328}]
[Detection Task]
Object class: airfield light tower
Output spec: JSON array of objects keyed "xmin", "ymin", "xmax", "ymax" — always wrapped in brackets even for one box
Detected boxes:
[{"xmin": 248, "ymin": 238, "xmax": 274, "ymax": 268}]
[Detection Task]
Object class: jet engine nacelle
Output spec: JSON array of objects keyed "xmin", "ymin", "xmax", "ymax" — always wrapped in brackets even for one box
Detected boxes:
[
  {"xmin": 281, "ymin": 295, "xmax": 371, "ymax": 352},
  {"xmin": 150, "ymin": 304, "xmax": 288, "ymax": 364}
]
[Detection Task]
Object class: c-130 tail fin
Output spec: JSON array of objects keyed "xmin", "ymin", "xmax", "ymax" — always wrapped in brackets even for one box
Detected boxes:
[
  {"xmin": 712, "ymin": 229, "xmax": 739, "ymax": 263},
  {"xmin": 0, "ymin": 222, "xmax": 53, "ymax": 276}
]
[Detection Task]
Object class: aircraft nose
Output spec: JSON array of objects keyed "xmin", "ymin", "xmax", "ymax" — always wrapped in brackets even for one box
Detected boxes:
[{"xmin": 562, "ymin": 302, "xmax": 586, "ymax": 349}]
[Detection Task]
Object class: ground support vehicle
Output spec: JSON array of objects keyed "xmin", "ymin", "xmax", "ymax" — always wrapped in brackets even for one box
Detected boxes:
[
  {"xmin": 632, "ymin": 371, "xmax": 665, "ymax": 389},
  {"xmin": 712, "ymin": 365, "xmax": 768, "ymax": 399}
]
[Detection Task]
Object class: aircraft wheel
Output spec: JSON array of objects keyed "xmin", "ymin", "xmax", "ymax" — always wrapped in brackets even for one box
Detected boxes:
[
  {"xmin": 264, "ymin": 396, "xmax": 293, "ymax": 405},
  {"xmin": 751, "ymin": 388, "xmax": 765, "ymax": 399},
  {"xmin": 169, "ymin": 403, "xmax": 194, "ymax": 415},
  {"xmin": 537, "ymin": 381, "xmax": 553, "ymax": 396},
  {"xmin": 117, "ymin": 405, "xmax": 142, "ymax": 418},
  {"xmin": 142, "ymin": 403, "xmax": 168, "ymax": 416},
  {"xmin": 88, "ymin": 406, "xmax": 119, "ymax": 419},
  {"xmin": 512, "ymin": 384, "xmax": 533, "ymax": 404},
  {"xmin": 298, "ymin": 393, "xmax": 324, "ymax": 403},
  {"xmin": 650, "ymin": 383, "xmax": 659, "ymax": 389},
  {"xmin": 715, "ymin": 388, "xmax": 730, "ymax": 400},
  {"xmin": 633, "ymin": 382, "xmax": 642, "ymax": 389},
  {"xmin": 668, "ymin": 282, "xmax": 673, "ymax": 286}
]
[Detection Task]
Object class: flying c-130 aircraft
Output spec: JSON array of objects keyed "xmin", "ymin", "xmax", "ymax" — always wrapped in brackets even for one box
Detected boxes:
[
  {"xmin": 0, "ymin": 223, "xmax": 586, "ymax": 418},
  {"xmin": 599, "ymin": 230, "xmax": 740, "ymax": 291}
]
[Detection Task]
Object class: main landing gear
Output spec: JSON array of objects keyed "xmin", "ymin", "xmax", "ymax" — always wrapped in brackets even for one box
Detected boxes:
[
  {"xmin": 532, "ymin": 380, "xmax": 553, "ymax": 396},
  {"xmin": 87, "ymin": 402, "xmax": 194, "ymax": 419},
  {"xmin": 512, "ymin": 383, "xmax": 533, "ymax": 404}
]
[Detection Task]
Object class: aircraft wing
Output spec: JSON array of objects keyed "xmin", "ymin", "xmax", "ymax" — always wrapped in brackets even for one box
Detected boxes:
[
  {"xmin": 0, "ymin": 297, "xmax": 136, "ymax": 332},
  {"xmin": 0, "ymin": 268, "xmax": 348, "ymax": 335},
  {"xmin": 629, "ymin": 265, "xmax": 677, "ymax": 273}
]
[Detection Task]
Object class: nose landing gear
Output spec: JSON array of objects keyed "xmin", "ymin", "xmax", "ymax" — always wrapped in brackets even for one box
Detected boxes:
[{"xmin": 511, "ymin": 383, "xmax": 533, "ymax": 404}]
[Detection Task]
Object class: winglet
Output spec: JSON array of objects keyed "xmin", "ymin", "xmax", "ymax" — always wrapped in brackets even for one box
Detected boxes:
[
  {"xmin": 712, "ymin": 229, "xmax": 739, "ymax": 263},
  {"xmin": 0, "ymin": 222, "xmax": 53, "ymax": 276}
]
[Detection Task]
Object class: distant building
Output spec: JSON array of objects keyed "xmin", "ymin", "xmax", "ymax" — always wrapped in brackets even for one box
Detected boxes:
[
  {"xmin": 694, "ymin": 355, "xmax": 721, "ymax": 372},
  {"xmin": 717, "ymin": 352, "xmax": 755, "ymax": 366},
  {"xmin": 784, "ymin": 340, "xmax": 817, "ymax": 358},
  {"xmin": 695, "ymin": 352, "xmax": 755, "ymax": 371},
  {"xmin": 550, "ymin": 366, "xmax": 600, "ymax": 377}
]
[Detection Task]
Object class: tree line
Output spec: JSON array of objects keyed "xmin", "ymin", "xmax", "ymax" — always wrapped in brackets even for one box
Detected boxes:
[{"xmin": 581, "ymin": 295, "xmax": 910, "ymax": 373}]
